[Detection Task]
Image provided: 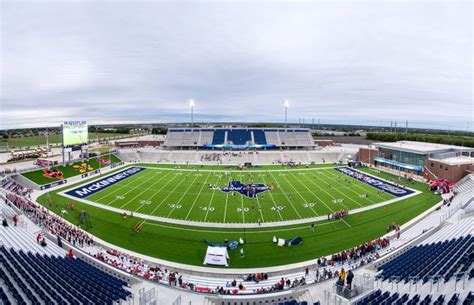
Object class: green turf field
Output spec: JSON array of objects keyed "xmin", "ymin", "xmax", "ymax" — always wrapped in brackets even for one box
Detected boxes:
[
  {"xmin": 35, "ymin": 164, "xmax": 441, "ymax": 268},
  {"xmin": 22, "ymin": 154, "xmax": 122, "ymax": 185},
  {"xmin": 67, "ymin": 165, "xmax": 395, "ymax": 224}
]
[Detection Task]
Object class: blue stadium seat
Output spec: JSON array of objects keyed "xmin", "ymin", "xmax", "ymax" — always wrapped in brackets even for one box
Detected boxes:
[
  {"xmin": 227, "ymin": 129, "xmax": 252, "ymax": 145},
  {"xmin": 253, "ymin": 129, "xmax": 267, "ymax": 144},
  {"xmin": 377, "ymin": 235, "xmax": 473, "ymax": 283},
  {"xmin": 0, "ymin": 246, "xmax": 130, "ymax": 305},
  {"xmin": 212, "ymin": 129, "xmax": 226, "ymax": 144}
]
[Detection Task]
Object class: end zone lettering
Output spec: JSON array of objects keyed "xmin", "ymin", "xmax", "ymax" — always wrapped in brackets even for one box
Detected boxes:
[
  {"xmin": 335, "ymin": 167, "xmax": 414, "ymax": 197},
  {"xmin": 65, "ymin": 167, "xmax": 146, "ymax": 199}
]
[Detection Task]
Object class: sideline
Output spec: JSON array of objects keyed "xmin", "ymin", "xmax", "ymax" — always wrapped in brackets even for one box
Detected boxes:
[
  {"xmin": 52, "ymin": 164, "xmax": 420, "ymax": 228},
  {"xmin": 59, "ymin": 185, "xmax": 421, "ymax": 229}
]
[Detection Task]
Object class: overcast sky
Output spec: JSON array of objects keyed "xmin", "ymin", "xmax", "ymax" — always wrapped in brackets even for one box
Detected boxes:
[{"xmin": 0, "ymin": 1, "xmax": 472, "ymax": 130}]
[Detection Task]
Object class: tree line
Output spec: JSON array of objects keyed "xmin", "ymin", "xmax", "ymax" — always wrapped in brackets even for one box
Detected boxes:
[{"xmin": 366, "ymin": 132, "xmax": 474, "ymax": 148}]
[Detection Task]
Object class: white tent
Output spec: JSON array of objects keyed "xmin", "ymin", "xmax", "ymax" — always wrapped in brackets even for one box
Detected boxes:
[{"xmin": 203, "ymin": 246, "xmax": 229, "ymax": 267}]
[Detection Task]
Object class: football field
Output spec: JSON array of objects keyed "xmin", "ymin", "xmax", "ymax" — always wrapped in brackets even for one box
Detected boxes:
[
  {"xmin": 39, "ymin": 165, "xmax": 438, "ymax": 268},
  {"xmin": 64, "ymin": 165, "xmax": 396, "ymax": 224}
]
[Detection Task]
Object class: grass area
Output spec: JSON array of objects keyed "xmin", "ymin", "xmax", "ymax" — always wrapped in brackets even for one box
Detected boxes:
[
  {"xmin": 76, "ymin": 166, "xmax": 394, "ymax": 223},
  {"xmin": 36, "ymin": 165, "xmax": 441, "ymax": 268},
  {"xmin": 22, "ymin": 154, "xmax": 122, "ymax": 185},
  {"xmin": 88, "ymin": 146, "xmax": 115, "ymax": 154},
  {"xmin": 0, "ymin": 133, "xmax": 135, "ymax": 148}
]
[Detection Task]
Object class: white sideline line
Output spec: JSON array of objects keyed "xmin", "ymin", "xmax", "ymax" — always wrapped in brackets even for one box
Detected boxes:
[
  {"xmin": 57, "ymin": 165, "xmax": 422, "ymax": 228},
  {"xmin": 143, "ymin": 218, "xmax": 343, "ymax": 234}
]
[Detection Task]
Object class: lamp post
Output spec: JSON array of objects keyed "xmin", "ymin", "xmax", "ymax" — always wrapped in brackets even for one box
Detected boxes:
[
  {"xmin": 189, "ymin": 99, "xmax": 195, "ymax": 130},
  {"xmin": 284, "ymin": 100, "xmax": 290, "ymax": 130}
]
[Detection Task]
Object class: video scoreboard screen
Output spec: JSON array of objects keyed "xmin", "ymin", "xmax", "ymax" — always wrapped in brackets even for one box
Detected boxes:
[{"xmin": 63, "ymin": 121, "xmax": 88, "ymax": 146}]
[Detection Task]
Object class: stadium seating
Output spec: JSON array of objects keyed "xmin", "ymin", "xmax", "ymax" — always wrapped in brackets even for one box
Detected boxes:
[
  {"xmin": 354, "ymin": 290, "xmax": 470, "ymax": 305},
  {"xmin": 225, "ymin": 129, "xmax": 252, "ymax": 145},
  {"xmin": 253, "ymin": 129, "xmax": 268, "ymax": 145},
  {"xmin": 119, "ymin": 148, "xmax": 356, "ymax": 165},
  {"xmin": 454, "ymin": 174, "xmax": 474, "ymax": 194},
  {"xmin": 212, "ymin": 129, "xmax": 226, "ymax": 145},
  {"xmin": 164, "ymin": 128, "xmax": 314, "ymax": 147},
  {"xmin": 0, "ymin": 246, "xmax": 131, "ymax": 305},
  {"xmin": 376, "ymin": 234, "xmax": 473, "ymax": 283},
  {"xmin": 272, "ymin": 300, "xmax": 321, "ymax": 305}
]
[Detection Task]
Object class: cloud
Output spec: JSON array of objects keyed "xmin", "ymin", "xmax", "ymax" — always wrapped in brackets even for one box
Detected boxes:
[{"xmin": 0, "ymin": 1, "xmax": 472, "ymax": 130}]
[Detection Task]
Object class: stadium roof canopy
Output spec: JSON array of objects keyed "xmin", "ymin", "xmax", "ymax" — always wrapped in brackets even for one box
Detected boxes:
[
  {"xmin": 429, "ymin": 155, "xmax": 474, "ymax": 165},
  {"xmin": 373, "ymin": 141, "xmax": 474, "ymax": 155}
]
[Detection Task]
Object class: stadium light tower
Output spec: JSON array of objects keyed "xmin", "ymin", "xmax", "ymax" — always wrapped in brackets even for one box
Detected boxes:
[
  {"xmin": 284, "ymin": 100, "xmax": 290, "ymax": 130},
  {"xmin": 189, "ymin": 99, "xmax": 195, "ymax": 130}
]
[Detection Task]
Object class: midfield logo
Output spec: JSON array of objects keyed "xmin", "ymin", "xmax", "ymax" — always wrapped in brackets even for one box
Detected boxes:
[{"xmin": 215, "ymin": 180, "xmax": 271, "ymax": 198}]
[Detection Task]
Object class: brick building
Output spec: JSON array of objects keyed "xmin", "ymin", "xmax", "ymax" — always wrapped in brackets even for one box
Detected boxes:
[{"xmin": 358, "ymin": 141, "xmax": 474, "ymax": 182}]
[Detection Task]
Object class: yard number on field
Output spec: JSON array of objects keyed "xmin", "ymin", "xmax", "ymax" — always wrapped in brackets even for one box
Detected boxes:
[{"xmin": 200, "ymin": 206, "xmax": 215, "ymax": 211}]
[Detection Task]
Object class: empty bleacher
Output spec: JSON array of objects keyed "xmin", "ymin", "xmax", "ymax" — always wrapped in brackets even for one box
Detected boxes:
[
  {"xmin": 376, "ymin": 233, "xmax": 473, "ymax": 283},
  {"xmin": 164, "ymin": 128, "xmax": 314, "ymax": 148},
  {"xmin": 253, "ymin": 129, "xmax": 268, "ymax": 145},
  {"xmin": 225, "ymin": 129, "xmax": 252, "ymax": 145},
  {"xmin": 117, "ymin": 148, "xmax": 355, "ymax": 165},
  {"xmin": 454, "ymin": 174, "xmax": 474, "ymax": 194},
  {"xmin": 355, "ymin": 289, "xmax": 470, "ymax": 305},
  {"xmin": 212, "ymin": 129, "xmax": 226, "ymax": 145},
  {"xmin": 0, "ymin": 199, "xmax": 132, "ymax": 305},
  {"xmin": 1, "ymin": 246, "xmax": 131, "ymax": 305}
]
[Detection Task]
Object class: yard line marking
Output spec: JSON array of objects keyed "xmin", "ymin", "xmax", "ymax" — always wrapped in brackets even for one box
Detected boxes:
[
  {"xmin": 239, "ymin": 173, "xmax": 246, "ymax": 223},
  {"xmin": 203, "ymin": 174, "xmax": 222, "ymax": 222},
  {"xmin": 310, "ymin": 170, "xmax": 365, "ymax": 207},
  {"xmin": 255, "ymin": 191, "xmax": 265, "ymax": 223},
  {"xmin": 287, "ymin": 171, "xmax": 336, "ymax": 214},
  {"xmin": 185, "ymin": 172, "xmax": 213, "ymax": 220},
  {"xmin": 279, "ymin": 174, "xmax": 320, "ymax": 217},
  {"xmin": 104, "ymin": 171, "xmax": 170, "ymax": 207},
  {"xmin": 120, "ymin": 171, "xmax": 178, "ymax": 210},
  {"xmin": 92, "ymin": 169, "xmax": 156, "ymax": 202},
  {"xmin": 268, "ymin": 172, "xmax": 302, "ymax": 219},
  {"xmin": 324, "ymin": 169, "xmax": 387, "ymax": 201},
  {"xmin": 262, "ymin": 175, "xmax": 284, "ymax": 221},
  {"xmin": 317, "ymin": 170, "xmax": 381, "ymax": 205},
  {"xmin": 341, "ymin": 218, "xmax": 352, "ymax": 228},
  {"xmin": 138, "ymin": 171, "xmax": 193, "ymax": 215},
  {"xmin": 166, "ymin": 174, "xmax": 200, "ymax": 218},
  {"xmin": 223, "ymin": 178, "xmax": 230, "ymax": 223},
  {"xmin": 294, "ymin": 170, "xmax": 352, "ymax": 210}
]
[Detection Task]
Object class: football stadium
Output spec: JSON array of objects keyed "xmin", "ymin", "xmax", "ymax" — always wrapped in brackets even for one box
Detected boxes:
[{"xmin": 1, "ymin": 1, "xmax": 473, "ymax": 305}]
